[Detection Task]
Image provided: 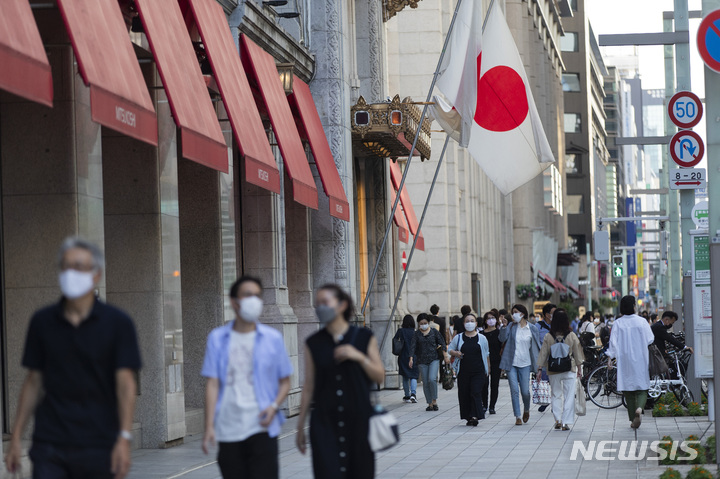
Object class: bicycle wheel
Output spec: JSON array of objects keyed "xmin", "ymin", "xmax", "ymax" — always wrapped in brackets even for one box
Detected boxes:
[
  {"xmin": 673, "ymin": 384, "xmax": 694, "ymax": 407},
  {"xmin": 585, "ymin": 367, "xmax": 603, "ymax": 400},
  {"xmin": 587, "ymin": 365, "xmax": 624, "ymax": 409}
]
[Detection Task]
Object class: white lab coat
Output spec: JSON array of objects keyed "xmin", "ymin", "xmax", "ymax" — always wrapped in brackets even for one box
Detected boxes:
[{"xmin": 605, "ymin": 314, "xmax": 654, "ymax": 391}]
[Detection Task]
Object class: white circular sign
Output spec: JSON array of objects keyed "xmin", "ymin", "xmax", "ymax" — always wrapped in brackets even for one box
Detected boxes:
[
  {"xmin": 692, "ymin": 200, "xmax": 709, "ymax": 229},
  {"xmin": 668, "ymin": 91, "xmax": 703, "ymax": 129}
]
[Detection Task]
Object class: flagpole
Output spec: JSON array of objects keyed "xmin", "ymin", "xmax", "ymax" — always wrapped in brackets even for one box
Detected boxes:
[
  {"xmin": 377, "ymin": 0, "xmax": 498, "ymax": 352},
  {"xmin": 360, "ymin": 0, "xmax": 465, "ymax": 316},
  {"xmin": 379, "ymin": 135, "xmax": 451, "ymax": 352}
]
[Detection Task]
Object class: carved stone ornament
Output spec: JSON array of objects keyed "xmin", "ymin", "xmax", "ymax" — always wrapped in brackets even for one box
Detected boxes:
[{"xmin": 383, "ymin": 0, "xmax": 422, "ymax": 22}]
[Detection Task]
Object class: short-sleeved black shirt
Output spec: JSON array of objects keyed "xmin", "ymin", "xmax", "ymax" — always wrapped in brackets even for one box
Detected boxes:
[{"xmin": 22, "ymin": 299, "xmax": 142, "ymax": 448}]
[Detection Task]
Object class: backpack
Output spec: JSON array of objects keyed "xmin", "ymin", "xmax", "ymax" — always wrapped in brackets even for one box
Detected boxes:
[{"xmin": 548, "ymin": 334, "xmax": 572, "ymax": 372}]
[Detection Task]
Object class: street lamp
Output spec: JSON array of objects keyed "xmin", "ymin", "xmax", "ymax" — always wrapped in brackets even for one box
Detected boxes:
[{"xmin": 276, "ymin": 63, "xmax": 294, "ymax": 95}]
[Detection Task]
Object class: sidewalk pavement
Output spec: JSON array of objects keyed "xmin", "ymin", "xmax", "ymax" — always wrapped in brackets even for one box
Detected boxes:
[{"xmin": 128, "ymin": 380, "xmax": 717, "ymax": 479}]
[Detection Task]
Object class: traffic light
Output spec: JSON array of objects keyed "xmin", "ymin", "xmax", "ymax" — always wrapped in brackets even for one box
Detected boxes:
[{"xmin": 612, "ymin": 255, "xmax": 623, "ymax": 278}]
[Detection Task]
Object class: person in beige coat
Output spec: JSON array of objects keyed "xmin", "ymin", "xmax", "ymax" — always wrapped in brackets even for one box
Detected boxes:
[{"xmin": 536, "ymin": 309, "xmax": 584, "ymax": 431}]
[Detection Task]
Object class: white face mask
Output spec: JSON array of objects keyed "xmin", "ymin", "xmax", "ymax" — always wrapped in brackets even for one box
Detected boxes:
[
  {"xmin": 238, "ymin": 296, "xmax": 264, "ymax": 323},
  {"xmin": 59, "ymin": 269, "xmax": 95, "ymax": 299},
  {"xmin": 512, "ymin": 312, "xmax": 523, "ymax": 323},
  {"xmin": 420, "ymin": 324, "xmax": 430, "ymax": 331},
  {"xmin": 486, "ymin": 318, "xmax": 497, "ymax": 327},
  {"xmin": 464, "ymin": 322, "xmax": 477, "ymax": 332}
]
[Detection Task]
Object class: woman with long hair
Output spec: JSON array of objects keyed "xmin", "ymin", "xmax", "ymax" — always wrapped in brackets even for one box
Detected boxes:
[
  {"xmin": 394, "ymin": 315, "xmax": 419, "ymax": 403},
  {"xmin": 295, "ymin": 285, "xmax": 385, "ymax": 478},
  {"xmin": 499, "ymin": 304, "xmax": 541, "ymax": 425},
  {"xmin": 536, "ymin": 309, "xmax": 584, "ymax": 430},
  {"xmin": 480, "ymin": 311, "xmax": 504, "ymax": 415}
]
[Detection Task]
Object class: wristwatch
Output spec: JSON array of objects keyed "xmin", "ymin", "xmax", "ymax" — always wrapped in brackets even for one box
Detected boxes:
[{"xmin": 119, "ymin": 430, "xmax": 133, "ymax": 441}]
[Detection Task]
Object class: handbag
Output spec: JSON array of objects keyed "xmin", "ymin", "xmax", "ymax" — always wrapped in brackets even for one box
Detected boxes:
[
  {"xmin": 368, "ymin": 403, "xmax": 400, "ymax": 452},
  {"xmin": 440, "ymin": 363, "xmax": 455, "ymax": 390},
  {"xmin": 649, "ymin": 344, "xmax": 669, "ymax": 377},
  {"xmin": 392, "ymin": 332, "xmax": 404, "ymax": 356},
  {"xmin": 575, "ymin": 377, "xmax": 586, "ymax": 416},
  {"xmin": 531, "ymin": 378, "xmax": 551, "ymax": 405}
]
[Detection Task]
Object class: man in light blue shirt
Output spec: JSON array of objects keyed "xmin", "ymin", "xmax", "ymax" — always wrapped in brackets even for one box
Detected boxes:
[{"xmin": 201, "ymin": 276, "xmax": 293, "ymax": 479}]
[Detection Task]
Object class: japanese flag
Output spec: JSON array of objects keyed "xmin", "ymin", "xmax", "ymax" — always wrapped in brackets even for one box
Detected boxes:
[{"xmin": 433, "ymin": 1, "xmax": 555, "ymax": 195}]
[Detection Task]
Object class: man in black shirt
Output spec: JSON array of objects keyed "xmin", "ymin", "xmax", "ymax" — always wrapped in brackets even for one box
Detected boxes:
[
  {"xmin": 651, "ymin": 311, "xmax": 693, "ymax": 355},
  {"xmin": 5, "ymin": 238, "xmax": 142, "ymax": 479}
]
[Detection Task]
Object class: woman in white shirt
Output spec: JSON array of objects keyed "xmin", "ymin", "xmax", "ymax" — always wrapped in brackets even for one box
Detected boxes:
[{"xmin": 498, "ymin": 304, "xmax": 542, "ymax": 426}]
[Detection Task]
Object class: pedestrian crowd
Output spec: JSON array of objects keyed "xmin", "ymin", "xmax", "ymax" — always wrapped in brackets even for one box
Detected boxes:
[{"xmin": 2, "ymin": 237, "xmax": 686, "ymax": 479}]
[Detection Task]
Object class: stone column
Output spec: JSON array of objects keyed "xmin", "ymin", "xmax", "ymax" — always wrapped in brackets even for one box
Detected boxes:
[
  {"xmin": 0, "ymin": 8, "xmax": 104, "ymax": 440},
  {"xmin": 240, "ymin": 142, "xmax": 299, "ymax": 413},
  {"xmin": 102, "ymin": 71, "xmax": 185, "ymax": 448},
  {"xmin": 309, "ymin": 0, "xmax": 357, "ymax": 298}
]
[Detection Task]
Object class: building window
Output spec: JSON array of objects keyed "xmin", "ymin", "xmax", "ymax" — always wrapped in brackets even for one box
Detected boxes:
[
  {"xmin": 569, "ymin": 0, "xmax": 578, "ymax": 12},
  {"xmin": 565, "ymin": 154, "xmax": 581, "ymax": 174},
  {"xmin": 561, "ymin": 32, "xmax": 578, "ymax": 52},
  {"xmin": 567, "ymin": 195, "xmax": 584, "ymax": 214},
  {"xmin": 562, "ymin": 73, "xmax": 581, "ymax": 92},
  {"xmin": 564, "ymin": 113, "xmax": 581, "ymax": 133}
]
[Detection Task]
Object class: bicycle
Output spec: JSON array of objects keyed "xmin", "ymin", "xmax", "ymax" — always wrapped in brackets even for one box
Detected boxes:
[
  {"xmin": 586, "ymin": 361, "xmax": 625, "ymax": 409},
  {"xmin": 648, "ymin": 347, "xmax": 694, "ymax": 407}
]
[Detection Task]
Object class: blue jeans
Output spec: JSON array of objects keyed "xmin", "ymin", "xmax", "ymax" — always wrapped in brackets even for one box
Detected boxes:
[
  {"xmin": 507, "ymin": 365, "xmax": 531, "ymax": 418},
  {"xmin": 402, "ymin": 376, "xmax": 417, "ymax": 397},
  {"xmin": 418, "ymin": 360, "xmax": 439, "ymax": 404}
]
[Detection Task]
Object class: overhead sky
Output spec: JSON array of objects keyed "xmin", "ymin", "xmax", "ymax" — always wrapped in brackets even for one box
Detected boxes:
[{"xmin": 586, "ymin": 0, "xmax": 708, "ymax": 168}]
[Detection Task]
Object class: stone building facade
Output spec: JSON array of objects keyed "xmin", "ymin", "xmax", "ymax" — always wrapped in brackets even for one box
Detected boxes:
[
  {"xmin": 385, "ymin": 0, "xmax": 571, "ymax": 320},
  {"xmin": 0, "ymin": 0, "xmax": 410, "ymax": 458}
]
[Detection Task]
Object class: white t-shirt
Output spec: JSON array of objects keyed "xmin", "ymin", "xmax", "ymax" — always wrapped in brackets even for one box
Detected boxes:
[
  {"xmin": 513, "ymin": 324, "xmax": 532, "ymax": 368},
  {"xmin": 215, "ymin": 330, "xmax": 267, "ymax": 442}
]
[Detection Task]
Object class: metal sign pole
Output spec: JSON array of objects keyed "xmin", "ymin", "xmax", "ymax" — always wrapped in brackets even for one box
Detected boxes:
[
  {"xmin": 674, "ymin": 0, "xmax": 703, "ymax": 401},
  {"xmin": 663, "ymin": 14, "xmax": 676, "ymax": 308},
  {"xmin": 700, "ymin": 0, "xmax": 720, "ymax": 464}
]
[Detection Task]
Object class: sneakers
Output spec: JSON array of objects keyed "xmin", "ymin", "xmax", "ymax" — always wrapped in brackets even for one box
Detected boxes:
[
  {"xmin": 489, "ymin": 408, "xmax": 496, "ymax": 415},
  {"xmin": 402, "ymin": 396, "xmax": 410, "ymax": 403},
  {"xmin": 631, "ymin": 408, "xmax": 642, "ymax": 429},
  {"xmin": 410, "ymin": 395, "xmax": 417, "ymax": 403},
  {"xmin": 538, "ymin": 404, "xmax": 548, "ymax": 412}
]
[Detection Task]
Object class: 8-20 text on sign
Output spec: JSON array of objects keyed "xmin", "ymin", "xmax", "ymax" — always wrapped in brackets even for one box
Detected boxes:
[{"xmin": 670, "ymin": 168, "xmax": 706, "ymax": 190}]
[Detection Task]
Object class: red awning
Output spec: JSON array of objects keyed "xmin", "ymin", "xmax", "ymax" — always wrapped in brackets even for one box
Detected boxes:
[
  {"xmin": 390, "ymin": 189, "xmax": 410, "ymax": 244},
  {"xmin": 0, "ymin": 0, "xmax": 52, "ymax": 106},
  {"xmin": 57, "ymin": 0, "xmax": 157, "ymax": 145},
  {"xmin": 240, "ymin": 35, "xmax": 318, "ymax": 210},
  {"xmin": 538, "ymin": 271, "xmax": 564, "ymax": 292},
  {"xmin": 187, "ymin": 0, "xmax": 280, "ymax": 193},
  {"xmin": 568, "ymin": 284, "xmax": 584, "ymax": 299},
  {"xmin": 135, "ymin": 0, "xmax": 227, "ymax": 172},
  {"xmin": 389, "ymin": 162, "xmax": 424, "ymax": 251},
  {"xmin": 288, "ymin": 76, "xmax": 349, "ymax": 221}
]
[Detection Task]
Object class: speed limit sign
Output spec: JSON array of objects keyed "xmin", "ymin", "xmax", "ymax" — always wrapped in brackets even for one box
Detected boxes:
[{"xmin": 668, "ymin": 91, "xmax": 703, "ymax": 129}]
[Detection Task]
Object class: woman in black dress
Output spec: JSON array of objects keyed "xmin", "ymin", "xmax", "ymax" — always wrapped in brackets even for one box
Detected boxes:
[
  {"xmin": 393, "ymin": 315, "xmax": 419, "ymax": 403},
  {"xmin": 481, "ymin": 311, "xmax": 505, "ymax": 415},
  {"xmin": 448, "ymin": 314, "xmax": 489, "ymax": 426},
  {"xmin": 295, "ymin": 284, "xmax": 385, "ymax": 479}
]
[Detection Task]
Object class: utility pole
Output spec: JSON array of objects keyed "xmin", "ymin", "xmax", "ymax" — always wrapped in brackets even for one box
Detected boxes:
[
  {"xmin": 702, "ymin": 0, "xmax": 720, "ymax": 465},
  {"xmin": 674, "ymin": 0, "xmax": 702, "ymax": 403}
]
